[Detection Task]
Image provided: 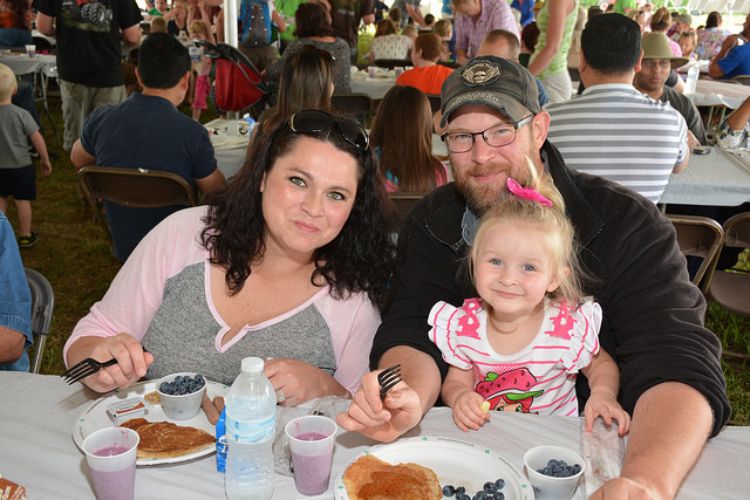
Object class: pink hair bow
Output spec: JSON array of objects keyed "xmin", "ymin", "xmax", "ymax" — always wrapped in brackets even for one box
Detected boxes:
[{"xmin": 506, "ymin": 178, "xmax": 553, "ymax": 207}]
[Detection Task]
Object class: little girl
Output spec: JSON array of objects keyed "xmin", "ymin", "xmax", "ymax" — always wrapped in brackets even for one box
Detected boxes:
[
  {"xmin": 429, "ymin": 163, "xmax": 630, "ymax": 436},
  {"xmin": 188, "ymin": 19, "xmax": 213, "ymax": 122}
]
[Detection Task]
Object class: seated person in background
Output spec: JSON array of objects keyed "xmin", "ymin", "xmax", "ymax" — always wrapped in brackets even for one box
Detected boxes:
[
  {"xmin": 708, "ymin": 13, "xmax": 750, "ymax": 79},
  {"xmin": 122, "ymin": 49, "xmax": 142, "ymax": 96},
  {"xmin": 678, "ymin": 30, "xmax": 697, "ymax": 60},
  {"xmin": 387, "ymin": 6, "xmax": 402, "ymax": 28},
  {"xmin": 634, "ymin": 33, "xmax": 705, "ymax": 145},
  {"xmin": 338, "ymin": 55, "xmax": 729, "ymax": 499},
  {"xmin": 69, "ymin": 33, "xmax": 225, "ymax": 262},
  {"xmin": 402, "ymin": 24, "xmax": 418, "ymax": 44},
  {"xmin": 148, "ymin": 0, "xmax": 169, "ymax": 17},
  {"xmin": 64, "ymin": 110, "xmax": 397, "ymax": 405},
  {"xmin": 396, "ymin": 33, "xmax": 454, "ymax": 96},
  {"xmin": 716, "ymin": 95, "xmax": 750, "ymax": 149},
  {"xmin": 167, "ymin": 0, "xmax": 189, "ymax": 38},
  {"xmin": 422, "ymin": 13, "xmax": 435, "ymax": 31},
  {"xmin": 434, "ymin": 18, "xmax": 454, "ymax": 61},
  {"xmin": 370, "ymin": 85, "xmax": 448, "ymax": 193},
  {"xmin": 0, "ymin": 212, "xmax": 32, "ymax": 371},
  {"xmin": 0, "ymin": 63, "xmax": 52, "ymax": 249},
  {"xmin": 518, "ymin": 21, "xmax": 538, "ymax": 67},
  {"xmin": 695, "ymin": 11, "xmax": 729, "ymax": 60},
  {"xmin": 368, "ymin": 19, "xmax": 413, "ymax": 63},
  {"xmin": 149, "ymin": 16, "xmax": 168, "ymax": 34},
  {"xmin": 478, "ymin": 28, "xmax": 549, "ymax": 106},
  {"xmin": 547, "ymin": 14, "xmax": 689, "ymax": 204},
  {"xmin": 266, "ymin": 3, "xmax": 351, "ymax": 94}
]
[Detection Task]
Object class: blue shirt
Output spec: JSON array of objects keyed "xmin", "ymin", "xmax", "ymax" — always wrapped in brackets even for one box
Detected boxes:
[
  {"xmin": 511, "ymin": 0, "xmax": 535, "ymax": 27},
  {"xmin": 717, "ymin": 43, "xmax": 750, "ymax": 79},
  {"xmin": 0, "ymin": 213, "xmax": 32, "ymax": 371},
  {"xmin": 81, "ymin": 93, "xmax": 217, "ymax": 261}
]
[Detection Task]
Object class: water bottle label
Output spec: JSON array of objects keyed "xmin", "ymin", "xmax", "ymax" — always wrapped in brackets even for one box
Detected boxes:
[{"xmin": 226, "ymin": 414, "xmax": 275, "ymax": 444}]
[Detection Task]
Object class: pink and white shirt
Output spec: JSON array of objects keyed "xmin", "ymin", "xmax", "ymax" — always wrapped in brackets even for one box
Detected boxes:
[
  {"xmin": 454, "ymin": 0, "xmax": 520, "ymax": 59},
  {"xmin": 428, "ymin": 297, "xmax": 601, "ymax": 416}
]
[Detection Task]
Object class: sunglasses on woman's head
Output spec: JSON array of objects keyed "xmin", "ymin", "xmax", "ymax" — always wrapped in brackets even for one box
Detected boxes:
[{"xmin": 289, "ymin": 110, "xmax": 369, "ymax": 152}]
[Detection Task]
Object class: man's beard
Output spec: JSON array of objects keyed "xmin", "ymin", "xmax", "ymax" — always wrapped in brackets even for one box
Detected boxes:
[{"xmin": 451, "ymin": 164, "xmax": 514, "ymax": 216}]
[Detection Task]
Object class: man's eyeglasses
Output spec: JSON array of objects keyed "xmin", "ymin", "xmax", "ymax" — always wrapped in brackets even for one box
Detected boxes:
[
  {"xmin": 289, "ymin": 110, "xmax": 369, "ymax": 151},
  {"xmin": 441, "ymin": 115, "xmax": 534, "ymax": 153}
]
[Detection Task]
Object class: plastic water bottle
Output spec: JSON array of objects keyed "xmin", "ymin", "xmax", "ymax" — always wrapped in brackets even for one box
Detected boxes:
[
  {"xmin": 685, "ymin": 64, "xmax": 699, "ymax": 95},
  {"xmin": 225, "ymin": 357, "xmax": 276, "ymax": 500}
]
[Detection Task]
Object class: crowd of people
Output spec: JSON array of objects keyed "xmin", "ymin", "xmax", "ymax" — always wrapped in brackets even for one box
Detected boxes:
[{"xmin": 2, "ymin": 1, "xmax": 750, "ymax": 498}]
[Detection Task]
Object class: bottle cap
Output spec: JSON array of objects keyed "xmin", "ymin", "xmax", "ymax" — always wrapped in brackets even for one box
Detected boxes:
[{"xmin": 241, "ymin": 357, "xmax": 264, "ymax": 373}]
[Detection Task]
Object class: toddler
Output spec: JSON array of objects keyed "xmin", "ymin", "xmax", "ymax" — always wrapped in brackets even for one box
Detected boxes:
[
  {"xmin": 0, "ymin": 63, "xmax": 52, "ymax": 248},
  {"xmin": 189, "ymin": 19, "xmax": 214, "ymax": 122},
  {"xmin": 429, "ymin": 162, "xmax": 630, "ymax": 435}
]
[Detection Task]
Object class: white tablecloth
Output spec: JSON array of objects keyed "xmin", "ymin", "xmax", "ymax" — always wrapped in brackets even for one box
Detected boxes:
[
  {"xmin": 661, "ymin": 146, "xmax": 750, "ymax": 206},
  {"xmin": 688, "ymin": 79, "xmax": 750, "ymax": 109},
  {"xmin": 0, "ymin": 52, "xmax": 56, "ymax": 76},
  {"xmin": 1, "ymin": 372, "xmax": 749, "ymax": 499},
  {"xmin": 350, "ymin": 75, "xmax": 396, "ymax": 101}
]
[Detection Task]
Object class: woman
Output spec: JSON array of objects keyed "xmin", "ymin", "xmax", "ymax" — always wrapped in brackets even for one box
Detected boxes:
[
  {"xmin": 695, "ymin": 11, "xmax": 729, "ymax": 60},
  {"xmin": 650, "ymin": 7, "xmax": 682, "ymax": 56},
  {"xmin": 528, "ymin": 0, "xmax": 578, "ymax": 104},
  {"xmin": 63, "ymin": 110, "xmax": 397, "ymax": 406},
  {"xmin": 368, "ymin": 19, "xmax": 413, "ymax": 63},
  {"xmin": 167, "ymin": 0, "xmax": 189, "ymax": 38},
  {"xmin": 370, "ymin": 86, "xmax": 448, "ymax": 193},
  {"xmin": 267, "ymin": 2, "xmax": 351, "ymax": 94},
  {"xmin": 0, "ymin": 0, "xmax": 32, "ymax": 48}
]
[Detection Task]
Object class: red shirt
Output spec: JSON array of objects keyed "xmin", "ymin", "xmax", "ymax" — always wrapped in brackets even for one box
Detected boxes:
[{"xmin": 396, "ymin": 64, "xmax": 454, "ymax": 96}]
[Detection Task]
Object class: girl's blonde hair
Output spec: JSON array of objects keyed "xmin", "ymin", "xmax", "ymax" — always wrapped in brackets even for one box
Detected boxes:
[
  {"xmin": 189, "ymin": 19, "xmax": 209, "ymax": 37},
  {"xmin": 468, "ymin": 159, "xmax": 585, "ymax": 306}
]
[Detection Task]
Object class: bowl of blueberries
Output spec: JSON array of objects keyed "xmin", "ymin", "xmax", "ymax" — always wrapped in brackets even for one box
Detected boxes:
[
  {"xmin": 157, "ymin": 372, "xmax": 207, "ymax": 421},
  {"xmin": 523, "ymin": 445, "xmax": 585, "ymax": 499}
]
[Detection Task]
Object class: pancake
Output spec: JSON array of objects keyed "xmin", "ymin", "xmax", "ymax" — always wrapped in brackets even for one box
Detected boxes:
[
  {"xmin": 120, "ymin": 418, "xmax": 215, "ymax": 459},
  {"xmin": 342, "ymin": 454, "xmax": 442, "ymax": 500}
]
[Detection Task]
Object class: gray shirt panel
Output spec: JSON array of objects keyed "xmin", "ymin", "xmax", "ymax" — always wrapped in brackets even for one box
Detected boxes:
[{"xmin": 0, "ymin": 104, "xmax": 37, "ymax": 168}]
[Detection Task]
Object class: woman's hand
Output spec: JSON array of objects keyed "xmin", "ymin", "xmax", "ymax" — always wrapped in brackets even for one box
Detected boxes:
[
  {"xmin": 584, "ymin": 390, "xmax": 631, "ymax": 437},
  {"xmin": 450, "ymin": 390, "xmax": 490, "ymax": 432},
  {"xmin": 67, "ymin": 333, "xmax": 154, "ymax": 393},
  {"xmin": 264, "ymin": 358, "xmax": 346, "ymax": 406},
  {"xmin": 337, "ymin": 369, "xmax": 423, "ymax": 442}
]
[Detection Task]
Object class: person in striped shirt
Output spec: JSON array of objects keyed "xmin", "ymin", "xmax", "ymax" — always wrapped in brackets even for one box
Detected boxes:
[
  {"xmin": 428, "ymin": 162, "xmax": 630, "ymax": 434},
  {"xmin": 547, "ymin": 13, "xmax": 689, "ymax": 204}
]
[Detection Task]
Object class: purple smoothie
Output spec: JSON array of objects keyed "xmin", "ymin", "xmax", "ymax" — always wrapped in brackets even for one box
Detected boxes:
[
  {"xmin": 90, "ymin": 463, "xmax": 136, "ymax": 500},
  {"xmin": 291, "ymin": 431, "xmax": 333, "ymax": 495},
  {"xmin": 94, "ymin": 445, "xmax": 130, "ymax": 457}
]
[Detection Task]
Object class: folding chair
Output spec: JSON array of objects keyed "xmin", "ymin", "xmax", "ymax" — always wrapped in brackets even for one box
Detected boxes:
[
  {"xmin": 25, "ymin": 268, "xmax": 54, "ymax": 374},
  {"xmin": 389, "ymin": 192, "xmax": 425, "ymax": 227},
  {"xmin": 374, "ymin": 58, "xmax": 412, "ymax": 69},
  {"xmin": 708, "ymin": 212, "xmax": 750, "ymax": 318},
  {"xmin": 332, "ymin": 93, "xmax": 373, "ymax": 126},
  {"xmin": 667, "ymin": 214, "xmax": 724, "ymax": 295}
]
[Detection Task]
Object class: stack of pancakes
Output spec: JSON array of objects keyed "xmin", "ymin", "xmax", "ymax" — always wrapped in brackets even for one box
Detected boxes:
[
  {"xmin": 342, "ymin": 454, "xmax": 441, "ymax": 499},
  {"xmin": 121, "ymin": 418, "xmax": 214, "ymax": 459}
]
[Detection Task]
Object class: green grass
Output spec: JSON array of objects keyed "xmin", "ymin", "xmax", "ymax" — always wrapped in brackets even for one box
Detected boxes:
[{"xmin": 12, "ymin": 94, "xmax": 750, "ymax": 425}]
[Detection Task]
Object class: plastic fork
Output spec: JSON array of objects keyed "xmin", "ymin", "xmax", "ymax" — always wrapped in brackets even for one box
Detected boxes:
[
  {"xmin": 377, "ymin": 364, "xmax": 402, "ymax": 400},
  {"xmin": 62, "ymin": 357, "xmax": 119, "ymax": 385}
]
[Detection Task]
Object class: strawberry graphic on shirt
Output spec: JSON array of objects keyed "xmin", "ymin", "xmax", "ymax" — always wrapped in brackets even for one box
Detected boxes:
[{"xmin": 475, "ymin": 367, "xmax": 544, "ymax": 412}]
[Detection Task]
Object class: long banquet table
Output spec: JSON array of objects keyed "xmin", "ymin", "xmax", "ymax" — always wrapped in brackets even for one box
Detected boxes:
[
  {"xmin": 1, "ymin": 372, "xmax": 749, "ymax": 499},
  {"xmin": 0, "ymin": 52, "xmax": 56, "ymax": 76}
]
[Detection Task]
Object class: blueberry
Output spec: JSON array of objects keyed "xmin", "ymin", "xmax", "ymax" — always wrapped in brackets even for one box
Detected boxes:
[
  {"xmin": 495, "ymin": 479, "xmax": 505, "ymax": 490},
  {"xmin": 495, "ymin": 493, "xmax": 504, "ymax": 500},
  {"xmin": 572, "ymin": 464, "xmax": 581, "ymax": 474},
  {"xmin": 456, "ymin": 486, "xmax": 466, "ymax": 495},
  {"xmin": 442, "ymin": 485, "xmax": 455, "ymax": 496},
  {"xmin": 457, "ymin": 494, "xmax": 470, "ymax": 500},
  {"xmin": 174, "ymin": 375, "xmax": 183, "ymax": 383},
  {"xmin": 473, "ymin": 492, "xmax": 486, "ymax": 500}
]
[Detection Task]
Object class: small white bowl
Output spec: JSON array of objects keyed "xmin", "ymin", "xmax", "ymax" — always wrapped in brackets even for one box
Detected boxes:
[
  {"xmin": 523, "ymin": 445, "xmax": 585, "ymax": 499},
  {"xmin": 157, "ymin": 372, "xmax": 206, "ymax": 421}
]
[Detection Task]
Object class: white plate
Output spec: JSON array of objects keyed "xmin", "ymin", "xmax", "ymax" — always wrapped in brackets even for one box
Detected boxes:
[
  {"xmin": 73, "ymin": 380, "xmax": 228, "ymax": 466},
  {"xmin": 334, "ymin": 436, "xmax": 534, "ymax": 499}
]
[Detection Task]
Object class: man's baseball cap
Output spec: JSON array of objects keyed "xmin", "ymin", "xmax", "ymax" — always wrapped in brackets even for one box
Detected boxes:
[
  {"xmin": 440, "ymin": 56, "xmax": 540, "ymax": 127},
  {"xmin": 641, "ymin": 32, "xmax": 689, "ymax": 69}
]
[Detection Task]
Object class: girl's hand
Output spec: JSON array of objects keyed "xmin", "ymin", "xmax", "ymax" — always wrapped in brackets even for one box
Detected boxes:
[
  {"xmin": 584, "ymin": 391, "xmax": 631, "ymax": 437},
  {"xmin": 451, "ymin": 390, "xmax": 490, "ymax": 432},
  {"xmin": 264, "ymin": 358, "xmax": 344, "ymax": 407}
]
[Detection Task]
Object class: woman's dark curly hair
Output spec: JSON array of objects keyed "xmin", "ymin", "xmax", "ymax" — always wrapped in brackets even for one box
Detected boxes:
[
  {"xmin": 295, "ymin": 2, "xmax": 335, "ymax": 38},
  {"xmin": 201, "ymin": 111, "xmax": 397, "ymax": 308}
]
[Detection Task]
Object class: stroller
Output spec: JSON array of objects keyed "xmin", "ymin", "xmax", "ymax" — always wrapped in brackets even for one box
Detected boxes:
[{"xmin": 194, "ymin": 40, "xmax": 271, "ymax": 117}]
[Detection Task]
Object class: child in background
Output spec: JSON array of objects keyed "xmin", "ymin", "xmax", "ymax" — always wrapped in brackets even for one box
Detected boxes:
[
  {"xmin": 679, "ymin": 30, "xmax": 698, "ymax": 60},
  {"xmin": 150, "ymin": 16, "xmax": 168, "ymax": 34},
  {"xmin": 434, "ymin": 19, "xmax": 453, "ymax": 61},
  {"xmin": 429, "ymin": 160, "xmax": 630, "ymax": 435},
  {"xmin": 0, "ymin": 63, "xmax": 52, "ymax": 248},
  {"xmin": 189, "ymin": 19, "xmax": 214, "ymax": 122}
]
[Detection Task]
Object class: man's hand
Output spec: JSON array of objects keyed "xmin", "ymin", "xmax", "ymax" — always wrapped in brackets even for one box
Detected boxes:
[
  {"xmin": 589, "ymin": 476, "xmax": 668, "ymax": 500},
  {"xmin": 337, "ymin": 369, "xmax": 422, "ymax": 442}
]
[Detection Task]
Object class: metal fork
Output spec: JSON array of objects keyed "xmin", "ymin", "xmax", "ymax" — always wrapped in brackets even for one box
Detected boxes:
[
  {"xmin": 61, "ymin": 357, "xmax": 119, "ymax": 385},
  {"xmin": 377, "ymin": 364, "xmax": 402, "ymax": 400}
]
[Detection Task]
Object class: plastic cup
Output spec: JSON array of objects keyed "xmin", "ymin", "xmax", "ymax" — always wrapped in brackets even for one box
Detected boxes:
[
  {"xmin": 523, "ymin": 445, "xmax": 585, "ymax": 499},
  {"xmin": 367, "ymin": 66, "xmax": 377, "ymax": 78},
  {"xmin": 284, "ymin": 415, "xmax": 337, "ymax": 496},
  {"xmin": 25, "ymin": 44, "xmax": 35, "ymax": 57},
  {"xmin": 82, "ymin": 427, "xmax": 140, "ymax": 500},
  {"xmin": 394, "ymin": 66, "xmax": 404, "ymax": 77}
]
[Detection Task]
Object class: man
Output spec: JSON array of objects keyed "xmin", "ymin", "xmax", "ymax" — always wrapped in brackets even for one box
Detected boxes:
[
  {"xmin": 546, "ymin": 14, "xmax": 689, "ymax": 204},
  {"xmin": 510, "ymin": 0, "xmax": 534, "ymax": 27},
  {"xmin": 634, "ymin": 32, "xmax": 706, "ymax": 145},
  {"xmin": 0, "ymin": 212, "xmax": 32, "ymax": 371},
  {"xmin": 35, "ymin": 0, "xmax": 142, "ymax": 151},
  {"xmin": 708, "ymin": 13, "xmax": 750, "ymax": 80},
  {"xmin": 478, "ymin": 28, "xmax": 549, "ymax": 106},
  {"xmin": 330, "ymin": 0, "xmax": 375, "ymax": 62},
  {"xmin": 453, "ymin": 0, "xmax": 519, "ymax": 65},
  {"xmin": 237, "ymin": 0, "xmax": 287, "ymax": 73},
  {"xmin": 337, "ymin": 55, "xmax": 729, "ymax": 499},
  {"xmin": 69, "ymin": 33, "xmax": 225, "ymax": 261},
  {"xmin": 392, "ymin": 0, "xmax": 425, "ymax": 27}
]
